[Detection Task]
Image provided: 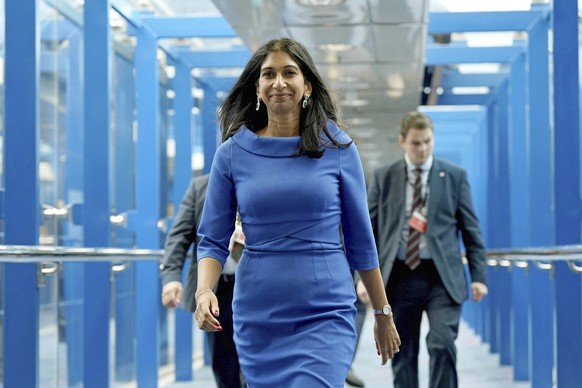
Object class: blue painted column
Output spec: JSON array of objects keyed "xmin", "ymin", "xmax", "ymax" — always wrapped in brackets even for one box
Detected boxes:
[
  {"xmin": 529, "ymin": 262, "xmax": 555, "ymax": 388},
  {"xmin": 201, "ymin": 85, "xmax": 221, "ymax": 174},
  {"xmin": 199, "ymin": 84, "xmax": 221, "ymax": 365},
  {"xmin": 508, "ymin": 52, "xmax": 529, "ymax": 380},
  {"xmin": 83, "ymin": 2, "xmax": 112, "ymax": 387},
  {"xmin": 3, "ymin": 1, "xmax": 40, "ymax": 386},
  {"xmin": 497, "ymin": 264, "xmax": 512, "ymax": 366},
  {"xmin": 487, "ymin": 81, "xmax": 511, "ymax": 357},
  {"xmin": 170, "ymin": 58, "xmax": 195, "ymax": 381},
  {"xmin": 552, "ymin": 1, "xmax": 582, "ymax": 387},
  {"xmin": 527, "ymin": 12, "xmax": 555, "ymax": 388},
  {"xmin": 134, "ymin": 26, "xmax": 162, "ymax": 387}
]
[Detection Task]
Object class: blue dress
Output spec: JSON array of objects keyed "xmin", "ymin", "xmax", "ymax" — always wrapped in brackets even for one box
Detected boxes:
[{"xmin": 197, "ymin": 122, "xmax": 379, "ymax": 388}]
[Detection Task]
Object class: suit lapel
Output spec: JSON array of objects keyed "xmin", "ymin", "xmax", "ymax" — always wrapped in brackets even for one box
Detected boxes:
[
  {"xmin": 392, "ymin": 160, "xmax": 407, "ymax": 219},
  {"xmin": 427, "ymin": 158, "xmax": 443, "ymax": 231}
]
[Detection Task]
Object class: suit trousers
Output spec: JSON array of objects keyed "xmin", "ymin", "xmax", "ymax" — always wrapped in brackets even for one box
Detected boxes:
[
  {"xmin": 207, "ymin": 274, "xmax": 246, "ymax": 388},
  {"xmin": 386, "ymin": 259, "xmax": 461, "ymax": 388}
]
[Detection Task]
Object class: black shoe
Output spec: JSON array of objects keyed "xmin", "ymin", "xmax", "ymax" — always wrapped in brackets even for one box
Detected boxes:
[{"xmin": 345, "ymin": 368, "xmax": 365, "ymax": 387}]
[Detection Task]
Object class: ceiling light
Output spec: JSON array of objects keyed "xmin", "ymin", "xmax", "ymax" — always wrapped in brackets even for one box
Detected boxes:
[
  {"xmin": 451, "ymin": 87, "xmax": 490, "ymax": 95},
  {"xmin": 318, "ymin": 43, "xmax": 354, "ymax": 52},
  {"xmin": 297, "ymin": 0, "xmax": 345, "ymax": 6},
  {"xmin": 341, "ymin": 99, "xmax": 369, "ymax": 107}
]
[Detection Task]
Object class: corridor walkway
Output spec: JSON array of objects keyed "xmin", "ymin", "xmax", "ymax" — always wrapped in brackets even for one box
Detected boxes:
[{"xmin": 163, "ymin": 310, "xmax": 532, "ymax": 388}]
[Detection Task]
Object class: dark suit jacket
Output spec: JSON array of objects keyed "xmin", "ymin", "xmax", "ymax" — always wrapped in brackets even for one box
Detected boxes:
[
  {"xmin": 368, "ymin": 158, "xmax": 487, "ymax": 304},
  {"xmin": 161, "ymin": 174, "xmax": 209, "ymax": 312}
]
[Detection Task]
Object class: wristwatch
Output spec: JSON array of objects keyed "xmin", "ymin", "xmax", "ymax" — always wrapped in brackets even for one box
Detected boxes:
[{"xmin": 373, "ymin": 304, "xmax": 393, "ymax": 317}]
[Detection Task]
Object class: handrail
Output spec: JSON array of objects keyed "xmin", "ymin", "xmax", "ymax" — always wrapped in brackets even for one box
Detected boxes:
[
  {"xmin": 0, "ymin": 244, "xmax": 163, "ymax": 263},
  {"xmin": 487, "ymin": 244, "xmax": 582, "ymax": 260},
  {"xmin": 485, "ymin": 244, "xmax": 582, "ymax": 274}
]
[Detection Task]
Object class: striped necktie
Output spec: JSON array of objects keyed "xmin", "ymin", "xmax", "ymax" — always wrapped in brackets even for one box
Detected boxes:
[{"xmin": 405, "ymin": 168, "xmax": 423, "ymax": 270}]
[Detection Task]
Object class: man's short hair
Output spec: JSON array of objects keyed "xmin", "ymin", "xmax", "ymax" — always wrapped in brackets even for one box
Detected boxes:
[{"xmin": 400, "ymin": 111, "xmax": 433, "ymax": 138}]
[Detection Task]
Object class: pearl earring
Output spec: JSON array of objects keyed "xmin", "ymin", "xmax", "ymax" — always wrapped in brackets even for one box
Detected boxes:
[
  {"xmin": 256, "ymin": 97, "xmax": 261, "ymax": 111},
  {"xmin": 302, "ymin": 95, "xmax": 310, "ymax": 109}
]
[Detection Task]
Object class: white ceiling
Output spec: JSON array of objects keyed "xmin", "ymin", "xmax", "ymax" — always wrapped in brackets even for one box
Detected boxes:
[
  {"xmin": 124, "ymin": 0, "xmax": 430, "ymax": 176},
  {"xmin": 210, "ymin": 0, "xmax": 429, "ymax": 175}
]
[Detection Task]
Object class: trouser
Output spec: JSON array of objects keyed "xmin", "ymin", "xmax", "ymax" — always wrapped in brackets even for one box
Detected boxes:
[
  {"xmin": 386, "ymin": 259, "xmax": 461, "ymax": 388},
  {"xmin": 207, "ymin": 274, "xmax": 246, "ymax": 388}
]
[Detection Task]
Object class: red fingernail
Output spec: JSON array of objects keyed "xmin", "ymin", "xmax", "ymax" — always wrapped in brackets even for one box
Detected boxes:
[{"xmin": 214, "ymin": 310, "xmax": 219, "ymax": 315}]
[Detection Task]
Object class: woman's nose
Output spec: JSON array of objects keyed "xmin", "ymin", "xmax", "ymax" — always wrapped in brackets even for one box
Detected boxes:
[{"xmin": 273, "ymin": 74, "xmax": 285, "ymax": 88}]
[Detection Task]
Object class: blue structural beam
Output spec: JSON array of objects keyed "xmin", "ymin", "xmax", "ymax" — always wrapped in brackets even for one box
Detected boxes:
[
  {"xmin": 198, "ymin": 76, "xmax": 238, "ymax": 93},
  {"xmin": 552, "ymin": 2, "xmax": 582, "ymax": 388},
  {"xmin": 134, "ymin": 26, "xmax": 162, "ymax": 387},
  {"xmin": 200, "ymin": 85, "xmax": 222, "ymax": 174},
  {"xmin": 177, "ymin": 49, "xmax": 251, "ymax": 69},
  {"xmin": 141, "ymin": 16, "xmax": 237, "ymax": 39},
  {"xmin": 435, "ymin": 94, "xmax": 491, "ymax": 106},
  {"xmin": 169, "ymin": 58, "xmax": 195, "ymax": 381},
  {"xmin": 527, "ymin": 15, "xmax": 554, "ymax": 388},
  {"xmin": 3, "ymin": 1, "xmax": 40, "ymax": 387},
  {"xmin": 40, "ymin": 18, "xmax": 78, "ymax": 42},
  {"xmin": 428, "ymin": 9, "xmax": 549, "ymax": 34},
  {"xmin": 486, "ymin": 81, "xmax": 511, "ymax": 363},
  {"xmin": 508, "ymin": 41, "xmax": 530, "ymax": 385},
  {"xmin": 83, "ymin": 2, "xmax": 112, "ymax": 387},
  {"xmin": 426, "ymin": 44, "xmax": 524, "ymax": 66},
  {"xmin": 439, "ymin": 71, "xmax": 507, "ymax": 89}
]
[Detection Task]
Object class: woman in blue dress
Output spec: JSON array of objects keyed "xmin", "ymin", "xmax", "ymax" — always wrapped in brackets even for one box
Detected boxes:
[{"xmin": 194, "ymin": 38, "xmax": 400, "ymax": 388}]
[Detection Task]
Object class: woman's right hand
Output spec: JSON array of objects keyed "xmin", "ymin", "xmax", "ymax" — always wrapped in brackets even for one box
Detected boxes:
[
  {"xmin": 194, "ymin": 290, "xmax": 223, "ymax": 332},
  {"xmin": 374, "ymin": 315, "xmax": 401, "ymax": 365}
]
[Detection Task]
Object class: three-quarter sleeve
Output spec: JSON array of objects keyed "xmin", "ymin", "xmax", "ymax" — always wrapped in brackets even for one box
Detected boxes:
[
  {"xmin": 338, "ymin": 139, "xmax": 379, "ymax": 270},
  {"xmin": 196, "ymin": 140, "xmax": 238, "ymax": 267}
]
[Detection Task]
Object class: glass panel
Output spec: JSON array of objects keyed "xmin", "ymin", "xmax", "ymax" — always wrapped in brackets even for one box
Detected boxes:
[
  {"xmin": 111, "ymin": 262, "xmax": 137, "ymax": 386},
  {"xmin": 61, "ymin": 262, "xmax": 85, "ymax": 388},
  {"xmin": 38, "ymin": 1, "xmax": 83, "ymax": 247},
  {"xmin": 38, "ymin": 265, "xmax": 61, "ymax": 387}
]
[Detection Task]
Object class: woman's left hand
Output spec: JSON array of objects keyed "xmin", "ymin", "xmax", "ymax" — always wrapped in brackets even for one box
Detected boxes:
[{"xmin": 373, "ymin": 315, "xmax": 401, "ymax": 365}]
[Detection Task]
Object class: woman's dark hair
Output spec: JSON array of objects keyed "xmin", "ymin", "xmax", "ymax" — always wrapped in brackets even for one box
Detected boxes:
[{"xmin": 217, "ymin": 38, "xmax": 350, "ymax": 158}]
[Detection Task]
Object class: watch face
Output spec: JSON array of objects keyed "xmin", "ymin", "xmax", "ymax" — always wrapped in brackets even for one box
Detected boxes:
[{"xmin": 383, "ymin": 305, "xmax": 391, "ymax": 315}]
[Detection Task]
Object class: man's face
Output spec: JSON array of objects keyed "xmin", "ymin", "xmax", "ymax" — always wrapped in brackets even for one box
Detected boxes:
[{"xmin": 399, "ymin": 127, "xmax": 434, "ymax": 165}]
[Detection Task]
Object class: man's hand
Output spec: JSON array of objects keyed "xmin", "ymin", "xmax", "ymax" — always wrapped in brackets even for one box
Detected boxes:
[
  {"xmin": 162, "ymin": 281, "xmax": 183, "ymax": 307},
  {"xmin": 471, "ymin": 282, "xmax": 488, "ymax": 302}
]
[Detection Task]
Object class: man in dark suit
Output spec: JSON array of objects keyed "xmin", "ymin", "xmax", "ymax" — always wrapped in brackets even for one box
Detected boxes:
[
  {"xmin": 161, "ymin": 174, "xmax": 245, "ymax": 388},
  {"xmin": 364, "ymin": 111, "xmax": 488, "ymax": 388}
]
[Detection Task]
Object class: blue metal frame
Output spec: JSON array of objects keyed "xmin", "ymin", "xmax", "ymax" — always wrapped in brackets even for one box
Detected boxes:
[
  {"xmin": 170, "ymin": 58, "xmax": 195, "ymax": 380},
  {"xmin": 134, "ymin": 26, "xmax": 162, "ymax": 387},
  {"xmin": 425, "ymin": 44, "xmax": 524, "ymax": 66},
  {"xmin": 507, "ymin": 52, "xmax": 530, "ymax": 380},
  {"xmin": 428, "ymin": 10, "xmax": 549, "ymax": 34},
  {"xmin": 83, "ymin": 2, "xmax": 113, "ymax": 387},
  {"xmin": 527, "ymin": 13, "xmax": 555, "ymax": 388},
  {"xmin": 552, "ymin": 2, "xmax": 582, "ymax": 387},
  {"xmin": 3, "ymin": 1, "xmax": 40, "ymax": 387}
]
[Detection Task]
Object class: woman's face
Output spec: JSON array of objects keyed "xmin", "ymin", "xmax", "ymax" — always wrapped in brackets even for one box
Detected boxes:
[{"xmin": 256, "ymin": 50, "xmax": 311, "ymax": 117}]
